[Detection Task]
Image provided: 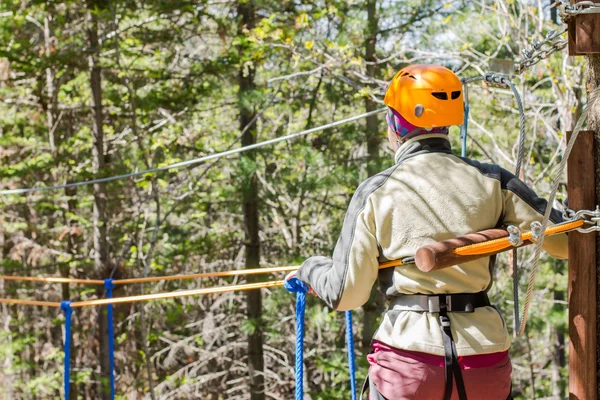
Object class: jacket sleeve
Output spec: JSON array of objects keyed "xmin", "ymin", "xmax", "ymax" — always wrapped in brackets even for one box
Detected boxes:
[
  {"xmin": 296, "ymin": 180, "xmax": 381, "ymax": 311},
  {"xmin": 501, "ymin": 168, "xmax": 568, "ymax": 259}
]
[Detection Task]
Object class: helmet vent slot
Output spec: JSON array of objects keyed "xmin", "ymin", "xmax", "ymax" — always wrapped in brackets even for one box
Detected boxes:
[
  {"xmin": 432, "ymin": 92, "xmax": 448, "ymax": 100},
  {"xmin": 451, "ymin": 91, "xmax": 461, "ymax": 100}
]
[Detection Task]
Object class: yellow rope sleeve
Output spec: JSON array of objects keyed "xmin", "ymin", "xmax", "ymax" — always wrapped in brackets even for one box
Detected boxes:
[
  {"xmin": 453, "ymin": 219, "xmax": 584, "ymax": 256},
  {"xmin": 0, "ymin": 298, "xmax": 62, "ymax": 307},
  {"xmin": 70, "ymin": 280, "xmax": 285, "ymax": 308},
  {"xmin": 378, "ymin": 260, "xmax": 404, "ymax": 269}
]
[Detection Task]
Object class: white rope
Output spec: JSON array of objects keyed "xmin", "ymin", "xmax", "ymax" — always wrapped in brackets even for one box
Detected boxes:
[
  {"xmin": 517, "ymin": 86, "xmax": 600, "ymax": 336},
  {"xmin": 0, "ymin": 108, "xmax": 386, "ymax": 195}
]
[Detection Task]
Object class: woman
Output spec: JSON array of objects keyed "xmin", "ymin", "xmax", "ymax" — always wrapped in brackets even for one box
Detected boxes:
[{"xmin": 287, "ymin": 64, "xmax": 568, "ymax": 400}]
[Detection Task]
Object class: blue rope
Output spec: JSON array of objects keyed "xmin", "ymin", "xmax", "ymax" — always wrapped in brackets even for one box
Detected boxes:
[
  {"xmin": 285, "ymin": 277, "xmax": 308, "ymax": 400},
  {"xmin": 61, "ymin": 301, "xmax": 73, "ymax": 400},
  {"xmin": 461, "ymin": 104, "xmax": 470, "ymax": 158},
  {"xmin": 105, "ymin": 279, "xmax": 116, "ymax": 400},
  {"xmin": 345, "ymin": 310, "xmax": 357, "ymax": 400}
]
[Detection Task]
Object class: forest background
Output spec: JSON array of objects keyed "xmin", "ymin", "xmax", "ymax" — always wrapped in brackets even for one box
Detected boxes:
[{"xmin": 0, "ymin": 0, "xmax": 583, "ymax": 399}]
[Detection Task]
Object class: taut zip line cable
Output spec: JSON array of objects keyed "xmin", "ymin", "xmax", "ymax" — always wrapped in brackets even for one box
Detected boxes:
[{"xmin": 0, "ymin": 108, "xmax": 386, "ymax": 195}]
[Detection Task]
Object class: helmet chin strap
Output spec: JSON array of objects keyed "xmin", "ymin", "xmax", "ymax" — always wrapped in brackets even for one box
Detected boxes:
[{"xmin": 396, "ymin": 127, "xmax": 450, "ymax": 145}]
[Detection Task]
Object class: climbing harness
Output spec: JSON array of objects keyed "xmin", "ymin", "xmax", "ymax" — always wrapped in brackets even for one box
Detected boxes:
[{"xmin": 390, "ymin": 293, "xmax": 489, "ymax": 400}]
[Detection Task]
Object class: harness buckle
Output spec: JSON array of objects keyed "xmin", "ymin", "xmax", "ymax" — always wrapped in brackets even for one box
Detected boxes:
[
  {"xmin": 428, "ymin": 296, "xmax": 440, "ymax": 312},
  {"xmin": 428, "ymin": 295, "xmax": 452, "ymax": 313},
  {"xmin": 439, "ymin": 314, "xmax": 451, "ymax": 328}
]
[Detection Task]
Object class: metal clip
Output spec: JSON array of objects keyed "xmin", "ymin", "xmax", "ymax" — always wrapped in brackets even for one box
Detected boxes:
[
  {"xmin": 507, "ymin": 225, "xmax": 523, "ymax": 247},
  {"xmin": 576, "ymin": 206, "xmax": 600, "ymax": 233},
  {"xmin": 530, "ymin": 221, "xmax": 543, "ymax": 242}
]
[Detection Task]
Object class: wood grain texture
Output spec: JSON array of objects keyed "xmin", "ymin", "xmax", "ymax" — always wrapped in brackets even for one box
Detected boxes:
[
  {"xmin": 576, "ymin": 14, "xmax": 600, "ymax": 54},
  {"xmin": 569, "ymin": 19, "xmax": 578, "ymax": 56},
  {"xmin": 567, "ymin": 131, "xmax": 597, "ymax": 400},
  {"xmin": 568, "ymin": 1, "xmax": 600, "ymax": 55}
]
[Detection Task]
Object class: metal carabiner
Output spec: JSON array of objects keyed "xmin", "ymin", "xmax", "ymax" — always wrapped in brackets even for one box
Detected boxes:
[
  {"xmin": 507, "ymin": 225, "xmax": 523, "ymax": 247},
  {"xmin": 530, "ymin": 221, "xmax": 543, "ymax": 242}
]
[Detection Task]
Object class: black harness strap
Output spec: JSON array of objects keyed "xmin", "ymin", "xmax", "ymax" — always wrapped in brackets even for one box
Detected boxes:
[
  {"xmin": 439, "ymin": 295, "xmax": 468, "ymax": 400},
  {"xmin": 382, "ymin": 292, "xmax": 494, "ymax": 400}
]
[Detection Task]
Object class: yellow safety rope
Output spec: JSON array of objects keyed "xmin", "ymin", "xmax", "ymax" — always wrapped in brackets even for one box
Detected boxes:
[
  {"xmin": 453, "ymin": 219, "xmax": 584, "ymax": 256},
  {"xmin": 0, "ymin": 276, "xmax": 105, "ymax": 285},
  {"xmin": 0, "ymin": 264, "xmax": 405, "ymax": 308},
  {"xmin": 113, "ymin": 266, "xmax": 298, "ymax": 285},
  {"xmin": 0, "ymin": 282, "xmax": 284, "ymax": 308},
  {"xmin": 0, "ymin": 265, "xmax": 299, "ymax": 286},
  {"xmin": 0, "ymin": 219, "xmax": 583, "ymax": 308},
  {"xmin": 70, "ymin": 281, "xmax": 285, "ymax": 308},
  {"xmin": 0, "ymin": 298, "xmax": 62, "ymax": 307}
]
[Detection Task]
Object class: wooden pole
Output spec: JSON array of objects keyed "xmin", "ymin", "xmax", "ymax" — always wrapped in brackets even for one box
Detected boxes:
[
  {"xmin": 567, "ymin": 130, "xmax": 597, "ymax": 399},
  {"xmin": 568, "ymin": 16, "xmax": 600, "ymax": 56},
  {"xmin": 568, "ymin": 0, "xmax": 600, "ymax": 55}
]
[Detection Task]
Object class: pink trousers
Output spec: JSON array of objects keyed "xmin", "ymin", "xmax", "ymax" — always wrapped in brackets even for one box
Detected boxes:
[{"xmin": 368, "ymin": 350, "xmax": 512, "ymax": 400}]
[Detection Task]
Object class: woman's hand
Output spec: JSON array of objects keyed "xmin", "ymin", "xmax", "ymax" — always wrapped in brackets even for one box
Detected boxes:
[{"xmin": 285, "ymin": 270, "xmax": 316, "ymax": 296}]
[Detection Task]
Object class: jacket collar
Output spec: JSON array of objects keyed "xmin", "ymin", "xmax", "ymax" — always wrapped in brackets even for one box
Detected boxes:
[{"xmin": 394, "ymin": 134, "xmax": 453, "ymax": 165}]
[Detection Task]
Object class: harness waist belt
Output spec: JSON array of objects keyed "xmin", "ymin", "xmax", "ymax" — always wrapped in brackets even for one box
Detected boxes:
[{"xmin": 388, "ymin": 292, "xmax": 490, "ymax": 313}]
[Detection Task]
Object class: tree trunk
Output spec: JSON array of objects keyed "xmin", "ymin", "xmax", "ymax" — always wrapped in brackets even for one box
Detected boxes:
[
  {"xmin": 365, "ymin": 0, "xmax": 380, "ymax": 178},
  {"xmin": 237, "ymin": 2, "xmax": 264, "ymax": 399},
  {"xmin": 87, "ymin": 3, "xmax": 111, "ymax": 398},
  {"xmin": 361, "ymin": 0, "xmax": 386, "ymax": 351},
  {"xmin": 0, "ymin": 223, "xmax": 13, "ymax": 400},
  {"xmin": 44, "ymin": 7, "xmax": 56, "ymax": 155}
]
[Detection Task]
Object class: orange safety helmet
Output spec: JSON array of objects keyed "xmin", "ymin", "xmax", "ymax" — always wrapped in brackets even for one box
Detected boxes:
[{"xmin": 384, "ymin": 64, "xmax": 464, "ymax": 129}]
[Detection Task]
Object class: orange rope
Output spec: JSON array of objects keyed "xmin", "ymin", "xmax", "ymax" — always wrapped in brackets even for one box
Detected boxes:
[
  {"xmin": 70, "ymin": 280, "xmax": 285, "ymax": 308},
  {"xmin": 0, "ymin": 266, "xmax": 299, "ymax": 286},
  {"xmin": 113, "ymin": 265, "xmax": 298, "ymax": 285},
  {"xmin": 453, "ymin": 219, "xmax": 584, "ymax": 256},
  {"xmin": 0, "ymin": 275, "xmax": 104, "ymax": 285},
  {"xmin": 0, "ymin": 298, "xmax": 61, "ymax": 307},
  {"xmin": 0, "ymin": 220, "xmax": 582, "ymax": 308}
]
